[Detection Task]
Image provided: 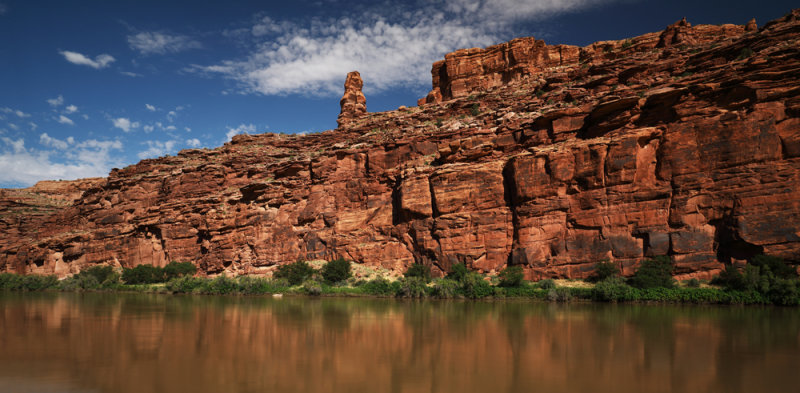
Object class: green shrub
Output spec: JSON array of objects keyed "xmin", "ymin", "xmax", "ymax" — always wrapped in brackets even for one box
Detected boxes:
[
  {"xmin": 470, "ymin": 103, "xmax": 481, "ymax": 116},
  {"xmin": 274, "ymin": 261, "xmax": 316, "ymax": 286},
  {"xmin": 0, "ymin": 273, "xmax": 59, "ymax": 291},
  {"xmin": 59, "ymin": 273, "xmax": 100, "ymax": 291},
  {"xmin": 621, "ymin": 40, "xmax": 632, "ymax": 49},
  {"xmin": 23, "ymin": 275, "xmax": 59, "ymax": 291},
  {"xmin": 431, "ymin": 278, "xmax": 460, "ymax": 298},
  {"xmin": 547, "ymin": 287, "xmax": 573, "ymax": 302},
  {"xmin": 404, "ymin": 263, "xmax": 432, "ymax": 283},
  {"xmin": 498, "ymin": 265, "xmax": 524, "ymax": 287},
  {"xmin": 685, "ymin": 278, "xmax": 701, "ymax": 288},
  {"xmin": 163, "ymin": 262, "xmax": 197, "ymax": 280},
  {"xmin": 303, "ymin": 280, "xmax": 322, "ymax": 296},
  {"xmin": 360, "ymin": 278, "xmax": 396, "ymax": 296},
  {"xmin": 592, "ymin": 277, "xmax": 636, "ymax": 302},
  {"xmin": 712, "ymin": 264, "xmax": 746, "ymax": 290},
  {"xmin": 767, "ymin": 278, "xmax": 799, "ymax": 306},
  {"xmin": 320, "ymin": 258, "xmax": 352, "ymax": 284},
  {"xmin": 122, "ymin": 264, "xmax": 165, "ymax": 284},
  {"xmin": 446, "ymin": 263, "xmax": 469, "ymax": 283},
  {"xmin": 203, "ymin": 275, "xmax": 238, "ymax": 295},
  {"xmin": 397, "ymin": 277, "xmax": 429, "ymax": 298},
  {"xmin": 751, "ymin": 255, "xmax": 796, "ymax": 279},
  {"xmin": 82, "ymin": 265, "xmax": 116, "ymax": 284},
  {"xmin": 629, "ymin": 256, "xmax": 675, "ymax": 289},
  {"xmin": 536, "ymin": 279, "xmax": 556, "ymax": 290},
  {"xmin": 236, "ymin": 276, "xmax": 271, "ymax": 294},
  {"xmin": 165, "ymin": 276, "xmax": 207, "ymax": 293},
  {"xmin": 0, "ymin": 273, "xmax": 23, "ymax": 290},
  {"xmin": 461, "ymin": 272, "xmax": 494, "ymax": 299},
  {"xmin": 589, "ymin": 261, "xmax": 619, "ymax": 282}
]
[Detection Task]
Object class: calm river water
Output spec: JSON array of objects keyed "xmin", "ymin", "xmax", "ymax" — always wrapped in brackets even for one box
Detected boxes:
[{"xmin": 1, "ymin": 292, "xmax": 798, "ymax": 393}]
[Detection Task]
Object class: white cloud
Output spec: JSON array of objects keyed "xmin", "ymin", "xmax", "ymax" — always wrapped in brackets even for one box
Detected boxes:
[
  {"xmin": 57, "ymin": 115, "xmax": 74, "ymax": 125},
  {"xmin": 59, "ymin": 50, "xmax": 115, "ymax": 69},
  {"xmin": 111, "ymin": 117, "xmax": 139, "ymax": 132},
  {"xmin": 167, "ymin": 110, "xmax": 177, "ymax": 122},
  {"xmin": 184, "ymin": 127, "xmax": 191, "ymax": 132},
  {"xmin": 7, "ymin": 123, "xmax": 18, "ymax": 130},
  {"xmin": 195, "ymin": 0, "xmax": 619, "ymax": 96},
  {"xmin": 120, "ymin": 71, "xmax": 142, "ymax": 77},
  {"xmin": 164, "ymin": 125, "xmax": 177, "ymax": 131},
  {"xmin": 0, "ymin": 136, "xmax": 123, "ymax": 186},
  {"xmin": 225, "ymin": 123, "xmax": 256, "ymax": 141},
  {"xmin": 1, "ymin": 107, "xmax": 30, "ymax": 118},
  {"xmin": 143, "ymin": 125, "xmax": 154, "ymax": 133},
  {"xmin": 127, "ymin": 31, "xmax": 202, "ymax": 55},
  {"xmin": 39, "ymin": 133, "xmax": 71, "ymax": 150},
  {"xmin": 29, "ymin": 122, "xmax": 38, "ymax": 131},
  {"xmin": 82, "ymin": 114, "xmax": 89, "ymax": 120},
  {"xmin": 186, "ymin": 138, "xmax": 201, "ymax": 148},
  {"xmin": 2, "ymin": 137, "xmax": 25, "ymax": 153},
  {"xmin": 145, "ymin": 104, "xmax": 156, "ymax": 111},
  {"xmin": 138, "ymin": 140, "xmax": 177, "ymax": 159},
  {"xmin": 47, "ymin": 95, "xmax": 64, "ymax": 107},
  {"xmin": 64, "ymin": 105, "xmax": 78, "ymax": 114}
]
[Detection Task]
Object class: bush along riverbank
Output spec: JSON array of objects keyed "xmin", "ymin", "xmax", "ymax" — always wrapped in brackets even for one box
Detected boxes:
[{"xmin": 1, "ymin": 256, "xmax": 798, "ymax": 306}]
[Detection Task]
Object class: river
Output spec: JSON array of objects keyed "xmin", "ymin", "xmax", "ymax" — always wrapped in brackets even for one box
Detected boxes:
[{"xmin": 1, "ymin": 292, "xmax": 798, "ymax": 393}]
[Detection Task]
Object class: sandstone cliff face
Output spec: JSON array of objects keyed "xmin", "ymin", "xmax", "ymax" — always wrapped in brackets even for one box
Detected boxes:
[{"xmin": 2, "ymin": 11, "xmax": 800, "ymax": 279}]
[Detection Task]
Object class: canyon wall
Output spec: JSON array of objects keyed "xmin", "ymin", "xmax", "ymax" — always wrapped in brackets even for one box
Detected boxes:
[{"xmin": 2, "ymin": 10, "xmax": 799, "ymax": 279}]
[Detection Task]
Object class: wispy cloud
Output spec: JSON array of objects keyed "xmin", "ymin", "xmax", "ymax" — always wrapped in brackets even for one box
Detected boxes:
[
  {"xmin": 0, "ymin": 107, "xmax": 30, "ymax": 118},
  {"xmin": 128, "ymin": 31, "xmax": 202, "ymax": 55},
  {"xmin": 120, "ymin": 71, "xmax": 142, "ymax": 77},
  {"xmin": 59, "ymin": 50, "xmax": 115, "ymax": 69},
  {"xmin": 145, "ymin": 104, "xmax": 156, "ymax": 111},
  {"xmin": 186, "ymin": 138, "xmax": 201, "ymax": 148},
  {"xmin": 225, "ymin": 123, "xmax": 256, "ymax": 141},
  {"xmin": 64, "ymin": 104, "xmax": 78, "ymax": 114},
  {"xmin": 39, "ymin": 133, "xmax": 72, "ymax": 150},
  {"xmin": 47, "ymin": 95, "xmax": 64, "ymax": 107},
  {"xmin": 111, "ymin": 117, "xmax": 139, "ymax": 132},
  {"xmin": 57, "ymin": 115, "xmax": 74, "ymax": 125},
  {"xmin": 0, "ymin": 136, "xmax": 123, "ymax": 186},
  {"xmin": 138, "ymin": 140, "xmax": 177, "ymax": 159},
  {"xmin": 194, "ymin": 0, "xmax": 620, "ymax": 96},
  {"xmin": 197, "ymin": 0, "xmax": 621, "ymax": 96}
]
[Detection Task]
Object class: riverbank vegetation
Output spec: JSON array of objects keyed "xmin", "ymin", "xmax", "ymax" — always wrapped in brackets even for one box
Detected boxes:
[{"xmin": 1, "ymin": 256, "xmax": 798, "ymax": 306}]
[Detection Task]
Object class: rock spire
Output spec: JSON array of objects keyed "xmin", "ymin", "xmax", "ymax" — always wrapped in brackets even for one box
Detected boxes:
[{"xmin": 337, "ymin": 71, "xmax": 367, "ymax": 128}]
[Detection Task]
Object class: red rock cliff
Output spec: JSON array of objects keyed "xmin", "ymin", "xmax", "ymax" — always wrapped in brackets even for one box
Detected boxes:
[{"xmin": 2, "ymin": 11, "xmax": 799, "ymax": 280}]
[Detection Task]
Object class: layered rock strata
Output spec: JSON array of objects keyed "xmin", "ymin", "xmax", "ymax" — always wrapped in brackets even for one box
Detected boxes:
[{"xmin": 2, "ymin": 11, "xmax": 800, "ymax": 280}]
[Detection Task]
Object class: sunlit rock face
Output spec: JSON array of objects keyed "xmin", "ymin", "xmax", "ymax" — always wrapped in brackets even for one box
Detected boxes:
[
  {"xmin": 2, "ymin": 10, "xmax": 800, "ymax": 279},
  {"xmin": 337, "ymin": 71, "xmax": 367, "ymax": 128}
]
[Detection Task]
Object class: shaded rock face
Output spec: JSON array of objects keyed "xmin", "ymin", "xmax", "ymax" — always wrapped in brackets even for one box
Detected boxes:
[
  {"xmin": 2, "ymin": 11, "xmax": 800, "ymax": 280},
  {"xmin": 337, "ymin": 71, "xmax": 367, "ymax": 127}
]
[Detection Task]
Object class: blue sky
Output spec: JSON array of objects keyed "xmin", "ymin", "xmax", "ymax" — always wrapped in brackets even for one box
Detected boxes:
[{"xmin": 0, "ymin": 0, "xmax": 796, "ymax": 187}]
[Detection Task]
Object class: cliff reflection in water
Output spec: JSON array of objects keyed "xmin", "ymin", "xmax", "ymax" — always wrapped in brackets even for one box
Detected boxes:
[{"xmin": 1, "ymin": 293, "xmax": 799, "ymax": 393}]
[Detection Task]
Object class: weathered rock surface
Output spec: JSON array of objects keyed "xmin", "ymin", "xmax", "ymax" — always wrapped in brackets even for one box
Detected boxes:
[
  {"xmin": 2, "ymin": 11, "xmax": 800, "ymax": 280},
  {"xmin": 337, "ymin": 71, "xmax": 367, "ymax": 127}
]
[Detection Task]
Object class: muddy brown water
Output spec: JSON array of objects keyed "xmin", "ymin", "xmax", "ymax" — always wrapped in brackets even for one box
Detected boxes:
[{"xmin": 1, "ymin": 292, "xmax": 798, "ymax": 393}]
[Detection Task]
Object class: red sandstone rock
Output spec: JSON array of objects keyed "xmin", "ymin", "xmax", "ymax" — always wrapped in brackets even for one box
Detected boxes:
[
  {"xmin": 337, "ymin": 71, "xmax": 367, "ymax": 127},
  {"xmin": 2, "ymin": 9, "xmax": 800, "ymax": 280}
]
